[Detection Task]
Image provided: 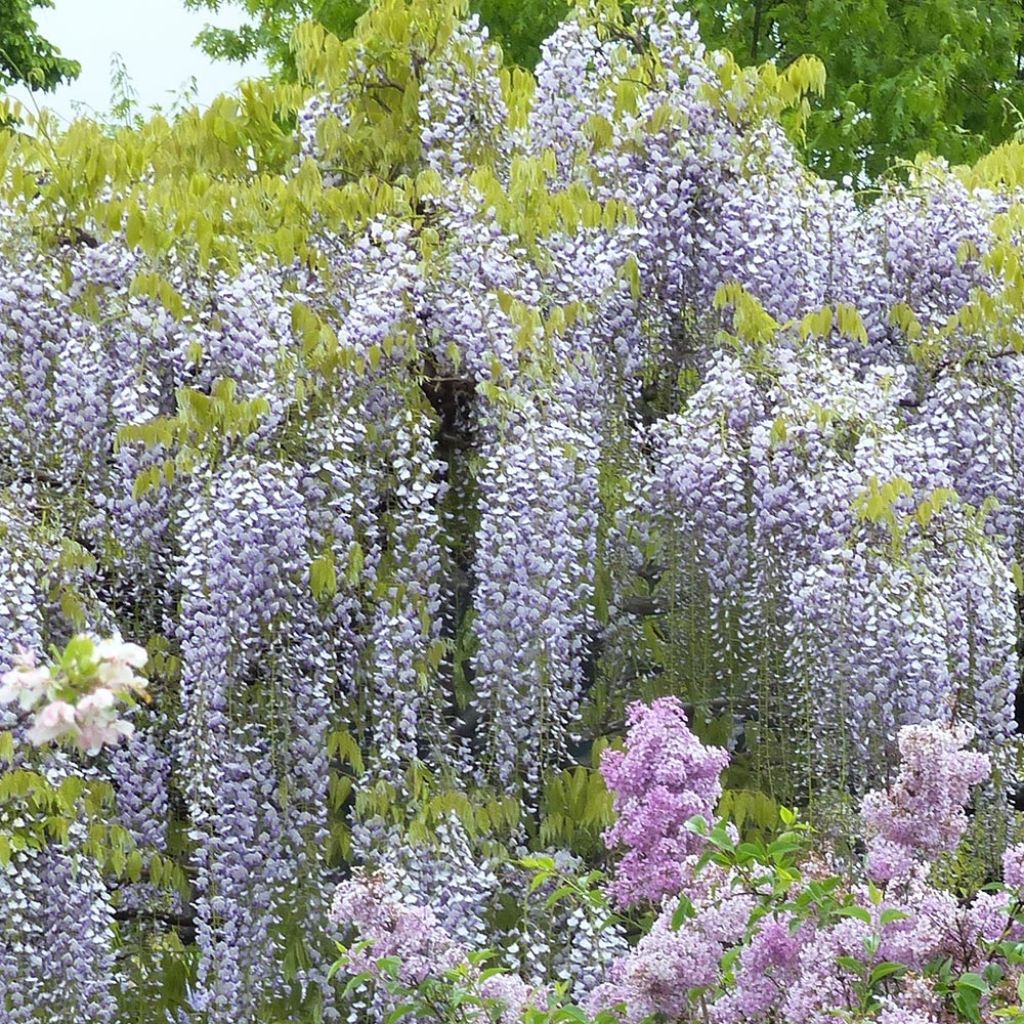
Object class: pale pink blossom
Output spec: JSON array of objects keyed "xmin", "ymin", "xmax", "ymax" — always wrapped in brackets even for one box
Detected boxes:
[
  {"xmin": 92, "ymin": 636, "xmax": 148, "ymax": 698},
  {"xmin": 8, "ymin": 648, "xmax": 37, "ymax": 670},
  {"xmin": 77, "ymin": 687, "xmax": 117, "ymax": 716},
  {"xmin": 94, "ymin": 658, "xmax": 147, "ymax": 697},
  {"xmin": 75, "ymin": 687, "xmax": 134, "ymax": 753},
  {"xmin": 0, "ymin": 664, "xmax": 52, "ymax": 710},
  {"xmin": 25, "ymin": 700, "xmax": 78, "ymax": 745},
  {"xmin": 94, "ymin": 638, "xmax": 147, "ymax": 669},
  {"xmin": 77, "ymin": 715, "xmax": 134, "ymax": 754},
  {"xmin": 4, "ymin": 635, "xmax": 148, "ymax": 755}
]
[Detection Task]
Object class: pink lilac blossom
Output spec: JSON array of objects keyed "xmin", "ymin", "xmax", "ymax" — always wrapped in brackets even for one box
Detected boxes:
[
  {"xmin": 331, "ymin": 873, "xmax": 467, "ymax": 987},
  {"xmin": 584, "ymin": 907, "xmax": 722, "ymax": 1024},
  {"xmin": 600, "ymin": 696, "xmax": 729, "ymax": 907},
  {"xmin": 861, "ymin": 722, "xmax": 991, "ymax": 881},
  {"xmin": 1004, "ymin": 843, "xmax": 1024, "ymax": 888},
  {"xmin": 479, "ymin": 973, "xmax": 548, "ymax": 1024},
  {"xmin": 710, "ymin": 916, "xmax": 808, "ymax": 1024}
]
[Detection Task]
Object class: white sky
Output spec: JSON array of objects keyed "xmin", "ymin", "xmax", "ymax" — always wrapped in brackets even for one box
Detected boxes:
[{"xmin": 11, "ymin": 1, "xmax": 267, "ymax": 124}]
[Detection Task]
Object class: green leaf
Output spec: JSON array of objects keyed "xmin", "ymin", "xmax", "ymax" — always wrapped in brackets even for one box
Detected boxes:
[
  {"xmin": 957, "ymin": 973, "xmax": 990, "ymax": 993},
  {"xmin": 833, "ymin": 905, "xmax": 872, "ymax": 925},
  {"xmin": 552, "ymin": 1008, "xmax": 592, "ymax": 1024},
  {"xmin": 835, "ymin": 955, "xmax": 864, "ymax": 975},
  {"xmin": 310, "ymin": 551, "xmax": 337, "ymax": 599},
  {"xmin": 879, "ymin": 908, "xmax": 909, "ymax": 926},
  {"xmin": 869, "ymin": 961, "xmax": 906, "ymax": 986},
  {"xmin": 340, "ymin": 970, "xmax": 373, "ymax": 996},
  {"xmin": 670, "ymin": 894, "xmax": 696, "ymax": 931}
]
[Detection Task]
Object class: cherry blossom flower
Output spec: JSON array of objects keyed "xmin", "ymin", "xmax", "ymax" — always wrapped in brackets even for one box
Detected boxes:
[{"xmin": 25, "ymin": 700, "xmax": 78, "ymax": 745}]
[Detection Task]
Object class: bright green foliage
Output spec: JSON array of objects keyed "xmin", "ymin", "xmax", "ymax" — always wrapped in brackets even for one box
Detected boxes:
[
  {"xmin": 185, "ymin": 0, "xmax": 569, "ymax": 71},
  {"xmin": 0, "ymin": 747, "xmax": 148, "ymax": 879},
  {"xmin": 184, "ymin": 0, "xmax": 363, "ymax": 78},
  {"xmin": 0, "ymin": 0, "xmax": 79, "ymax": 93},
  {"xmin": 688, "ymin": 0, "xmax": 1024, "ymax": 181},
  {"xmin": 467, "ymin": 0, "xmax": 569, "ymax": 67}
]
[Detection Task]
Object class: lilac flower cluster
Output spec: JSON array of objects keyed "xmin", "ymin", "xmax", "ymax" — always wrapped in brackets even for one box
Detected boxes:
[
  {"xmin": 861, "ymin": 722, "xmax": 991, "ymax": 881},
  {"xmin": 331, "ymin": 871, "xmax": 466, "ymax": 986},
  {"xmin": 330, "ymin": 872, "xmax": 546, "ymax": 1024},
  {"xmin": 582, "ymin": 709, "xmax": 1024, "ymax": 1024},
  {"xmin": 343, "ymin": 709, "xmax": 1024, "ymax": 1024},
  {"xmin": 600, "ymin": 697, "xmax": 729, "ymax": 906}
]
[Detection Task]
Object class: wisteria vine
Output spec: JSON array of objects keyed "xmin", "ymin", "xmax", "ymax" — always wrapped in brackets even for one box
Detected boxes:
[{"xmin": 3, "ymin": 0, "xmax": 1024, "ymax": 1021}]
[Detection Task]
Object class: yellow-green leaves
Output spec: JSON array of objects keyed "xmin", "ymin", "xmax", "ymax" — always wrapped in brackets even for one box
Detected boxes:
[
  {"xmin": 714, "ymin": 281, "xmax": 780, "ymax": 345},
  {"xmin": 293, "ymin": 2, "xmax": 473, "ymax": 183},
  {"xmin": 0, "ymin": 75, "xmax": 384, "ymax": 274},
  {"xmin": 118, "ymin": 378, "xmax": 271, "ymax": 498},
  {"xmin": 0, "ymin": 766, "xmax": 132, "ymax": 872},
  {"xmin": 914, "ymin": 487, "xmax": 958, "ymax": 530},
  {"xmin": 889, "ymin": 302, "xmax": 922, "ymax": 341},
  {"xmin": 539, "ymin": 765, "xmax": 612, "ymax": 852},
  {"xmin": 700, "ymin": 49, "xmax": 826, "ymax": 132},
  {"xmin": 855, "ymin": 476, "xmax": 915, "ymax": 527},
  {"xmin": 128, "ymin": 271, "xmax": 187, "ymax": 320},
  {"xmin": 1011, "ymin": 561, "xmax": 1024, "ymax": 594},
  {"xmin": 310, "ymin": 549, "xmax": 337, "ymax": 600},
  {"xmin": 959, "ymin": 140, "xmax": 1024, "ymax": 191},
  {"xmin": 853, "ymin": 477, "xmax": 965, "ymax": 563},
  {"xmin": 345, "ymin": 541, "xmax": 365, "ymax": 586},
  {"xmin": 798, "ymin": 302, "xmax": 867, "ymax": 345},
  {"xmin": 717, "ymin": 787, "xmax": 781, "ymax": 836},
  {"xmin": 835, "ymin": 303, "xmax": 868, "ymax": 345},
  {"xmin": 798, "ymin": 305, "xmax": 833, "ymax": 340},
  {"xmin": 769, "ymin": 415, "xmax": 788, "ymax": 445}
]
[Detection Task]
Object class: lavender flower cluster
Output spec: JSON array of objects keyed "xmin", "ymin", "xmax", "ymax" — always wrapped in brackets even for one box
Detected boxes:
[{"xmin": 586, "ymin": 709, "xmax": 1024, "ymax": 1024}]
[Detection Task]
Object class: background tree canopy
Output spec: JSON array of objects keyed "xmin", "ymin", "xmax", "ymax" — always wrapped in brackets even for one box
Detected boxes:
[
  {"xmin": 187, "ymin": 0, "xmax": 1024, "ymax": 181},
  {"xmin": 688, "ymin": 0, "xmax": 1024, "ymax": 181},
  {"xmin": 184, "ymin": 0, "xmax": 570, "ymax": 76},
  {"xmin": 0, "ymin": 0, "xmax": 79, "ymax": 92}
]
